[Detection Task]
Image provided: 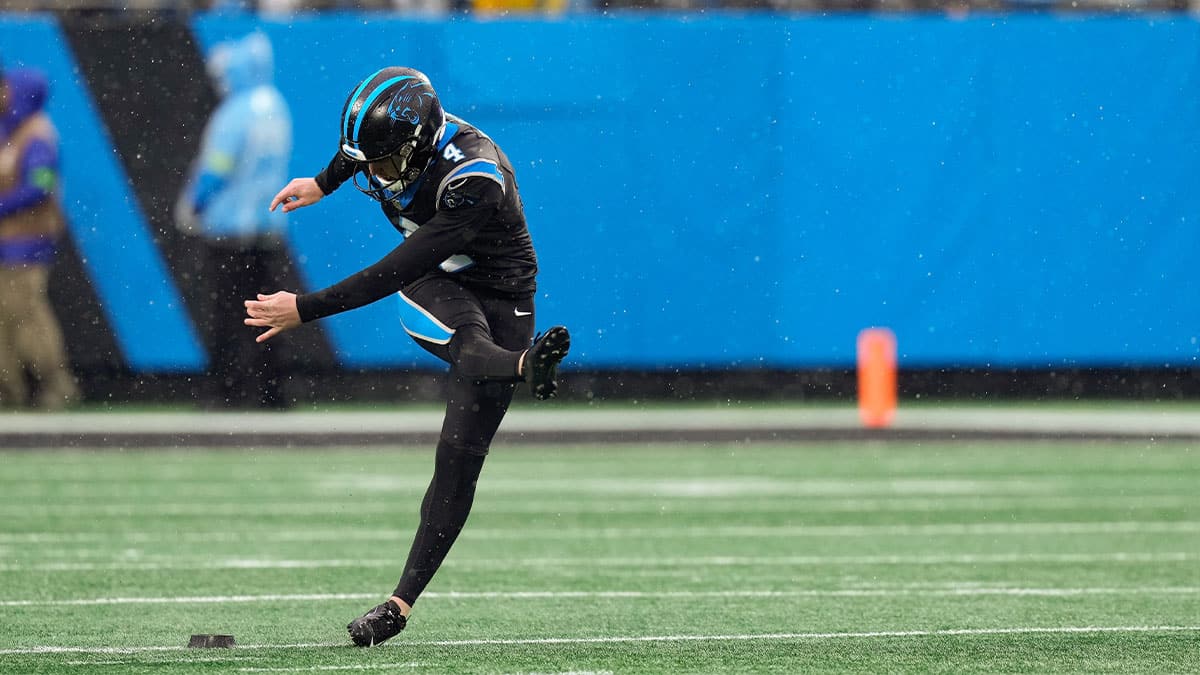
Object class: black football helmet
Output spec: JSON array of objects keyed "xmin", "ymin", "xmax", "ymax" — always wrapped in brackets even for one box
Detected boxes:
[{"xmin": 339, "ymin": 67, "xmax": 445, "ymax": 201}]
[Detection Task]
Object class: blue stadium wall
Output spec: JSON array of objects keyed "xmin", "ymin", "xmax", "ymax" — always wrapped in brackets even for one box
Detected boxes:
[{"xmin": 2, "ymin": 13, "xmax": 1198, "ymax": 399}]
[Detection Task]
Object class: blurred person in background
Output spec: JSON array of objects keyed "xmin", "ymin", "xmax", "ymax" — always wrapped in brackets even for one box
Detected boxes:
[
  {"xmin": 247, "ymin": 67, "xmax": 570, "ymax": 646},
  {"xmin": 0, "ymin": 61, "xmax": 79, "ymax": 410},
  {"xmin": 470, "ymin": 0, "xmax": 571, "ymax": 14},
  {"xmin": 176, "ymin": 32, "xmax": 294, "ymax": 409}
]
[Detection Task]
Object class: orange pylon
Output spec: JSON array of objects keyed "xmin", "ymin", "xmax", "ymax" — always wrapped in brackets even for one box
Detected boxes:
[{"xmin": 857, "ymin": 328, "xmax": 897, "ymax": 429}]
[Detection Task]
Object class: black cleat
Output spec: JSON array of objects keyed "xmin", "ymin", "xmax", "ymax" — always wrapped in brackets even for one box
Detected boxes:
[
  {"xmin": 347, "ymin": 601, "xmax": 407, "ymax": 647},
  {"xmin": 525, "ymin": 326, "xmax": 571, "ymax": 400}
]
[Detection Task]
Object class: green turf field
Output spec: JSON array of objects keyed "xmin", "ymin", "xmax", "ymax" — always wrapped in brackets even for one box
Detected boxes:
[{"xmin": 2, "ymin": 440, "xmax": 1198, "ymax": 673}]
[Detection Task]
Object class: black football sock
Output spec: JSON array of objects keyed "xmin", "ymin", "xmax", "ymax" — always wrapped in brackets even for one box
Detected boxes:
[{"xmin": 392, "ymin": 440, "xmax": 487, "ymax": 606}]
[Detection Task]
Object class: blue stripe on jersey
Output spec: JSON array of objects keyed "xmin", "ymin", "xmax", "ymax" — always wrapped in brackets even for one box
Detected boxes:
[
  {"xmin": 350, "ymin": 75, "xmax": 418, "ymax": 145},
  {"xmin": 448, "ymin": 159, "xmax": 504, "ymax": 187},
  {"xmin": 437, "ymin": 122, "xmax": 460, "ymax": 151},
  {"xmin": 397, "ymin": 291, "xmax": 455, "ymax": 345},
  {"xmin": 343, "ymin": 67, "xmax": 389, "ymax": 142}
]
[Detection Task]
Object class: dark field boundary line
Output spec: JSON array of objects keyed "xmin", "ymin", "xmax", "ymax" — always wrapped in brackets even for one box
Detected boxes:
[{"xmin": 1, "ymin": 427, "xmax": 1195, "ymax": 449}]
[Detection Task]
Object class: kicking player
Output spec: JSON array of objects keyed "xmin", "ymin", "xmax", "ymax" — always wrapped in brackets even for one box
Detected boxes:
[{"xmin": 245, "ymin": 67, "xmax": 570, "ymax": 647}]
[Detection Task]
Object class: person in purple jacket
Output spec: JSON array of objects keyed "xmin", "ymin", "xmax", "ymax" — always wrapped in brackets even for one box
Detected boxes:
[{"xmin": 0, "ymin": 62, "xmax": 78, "ymax": 410}]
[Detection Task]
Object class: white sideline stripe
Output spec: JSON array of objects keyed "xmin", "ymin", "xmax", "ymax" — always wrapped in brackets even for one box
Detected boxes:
[
  {"xmin": 6, "ymin": 520, "xmax": 1200, "ymax": 545},
  {"xmin": 3, "ymin": 587, "xmax": 1199, "ymax": 607},
  {"xmin": 1, "ymin": 551, "xmax": 1195, "ymax": 572},
  {"xmin": 4, "ymin": 406, "xmax": 1200, "ymax": 436},
  {"xmin": 3, "ymin": 626, "xmax": 1199, "ymax": 655}
]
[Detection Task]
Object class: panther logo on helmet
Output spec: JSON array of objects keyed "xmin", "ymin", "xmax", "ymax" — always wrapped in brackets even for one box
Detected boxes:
[{"xmin": 385, "ymin": 81, "xmax": 434, "ymax": 127}]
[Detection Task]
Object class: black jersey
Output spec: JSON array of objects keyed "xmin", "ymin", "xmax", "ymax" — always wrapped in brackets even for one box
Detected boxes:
[{"xmin": 297, "ymin": 115, "xmax": 537, "ymax": 323}]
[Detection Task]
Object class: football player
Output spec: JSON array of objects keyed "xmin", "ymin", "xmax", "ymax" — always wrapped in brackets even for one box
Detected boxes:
[{"xmin": 246, "ymin": 67, "xmax": 570, "ymax": 646}]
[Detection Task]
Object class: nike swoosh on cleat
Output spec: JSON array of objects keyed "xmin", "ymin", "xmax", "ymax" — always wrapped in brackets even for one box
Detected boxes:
[{"xmin": 514, "ymin": 309, "xmax": 532, "ymax": 317}]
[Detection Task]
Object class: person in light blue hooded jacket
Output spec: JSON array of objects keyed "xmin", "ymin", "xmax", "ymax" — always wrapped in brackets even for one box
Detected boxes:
[{"xmin": 177, "ymin": 32, "xmax": 294, "ymax": 408}]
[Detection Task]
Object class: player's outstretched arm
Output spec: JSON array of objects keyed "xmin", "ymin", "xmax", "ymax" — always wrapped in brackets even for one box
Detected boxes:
[
  {"xmin": 270, "ymin": 178, "xmax": 324, "ymax": 213},
  {"xmin": 244, "ymin": 291, "xmax": 301, "ymax": 343}
]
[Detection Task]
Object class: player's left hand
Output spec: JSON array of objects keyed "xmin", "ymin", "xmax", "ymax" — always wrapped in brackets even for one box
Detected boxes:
[
  {"xmin": 270, "ymin": 178, "xmax": 324, "ymax": 213},
  {"xmin": 244, "ymin": 291, "xmax": 301, "ymax": 343}
]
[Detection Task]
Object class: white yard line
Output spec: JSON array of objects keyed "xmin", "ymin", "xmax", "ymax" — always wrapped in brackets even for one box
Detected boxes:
[
  {"xmin": 0, "ymin": 643, "xmax": 342, "ymax": 655},
  {"xmin": 321, "ymin": 476, "xmax": 1069, "ymax": 497},
  {"xmin": 65, "ymin": 655, "xmax": 265, "ymax": 665},
  {"xmin": 0, "ymin": 551, "xmax": 1195, "ymax": 572},
  {"xmin": 237, "ymin": 664, "xmax": 423, "ymax": 672},
  {"xmin": 0, "ymin": 593, "xmax": 373, "ymax": 606},
  {"xmin": 1, "ymin": 476, "xmax": 1076, "ymax": 497},
  {"xmin": 462, "ymin": 521, "xmax": 1200, "ymax": 539},
  {"xmin": 3, "ymin": 587, "xmax": 1198, "ymax": 607},
  {"xmin": 471, "ymin": 552, "xmax": 1200, "ymax": 567},
  {"xmin": 0, "ymin": 494, "xmax": 1192, "ymax": 517},
  {"xmin": 3, "ymin": 626, "xmax": 1199, "ymax": 656},
  {"xmin": 407, "ymin": 625, "xmax": 1200, "ymax": 647},
  {"xmin": 3, "ymin": 520, "xmax": 1198, "ymax": 546}
]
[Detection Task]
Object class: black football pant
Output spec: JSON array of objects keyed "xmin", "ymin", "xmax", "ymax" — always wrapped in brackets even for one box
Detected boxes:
[
  {"xmin": 198, "ymin": 236, "xmax": 292, "ymax": 409},
  {"xmin": 391, "ymin": 273, "xmax": 534, "ymax": 606}
]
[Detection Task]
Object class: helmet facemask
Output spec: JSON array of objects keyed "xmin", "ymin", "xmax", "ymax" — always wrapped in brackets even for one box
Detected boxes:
[{"xmin": 351, "ymin": 137, "xmax": 435, "ymax": 204}]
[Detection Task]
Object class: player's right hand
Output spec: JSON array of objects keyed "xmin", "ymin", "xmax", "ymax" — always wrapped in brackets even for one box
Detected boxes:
[
  {"xmin": 244, "ymin": 291, "xmax": 301, "ymax": 343},
  {"xmin": 270, "ymin": 178, "xmax": 324, "ymax": 213}
]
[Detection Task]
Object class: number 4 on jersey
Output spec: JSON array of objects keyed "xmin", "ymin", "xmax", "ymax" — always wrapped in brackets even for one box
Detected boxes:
[{"xmin": 443, "ymin": 143, "xmax": 465, "ymax": 162}]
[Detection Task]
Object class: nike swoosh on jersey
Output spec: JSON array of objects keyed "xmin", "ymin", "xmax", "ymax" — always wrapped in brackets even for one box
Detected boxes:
[{"xmin": 514, "ymin": 309, "xmax": 532, "ymax": 317}]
